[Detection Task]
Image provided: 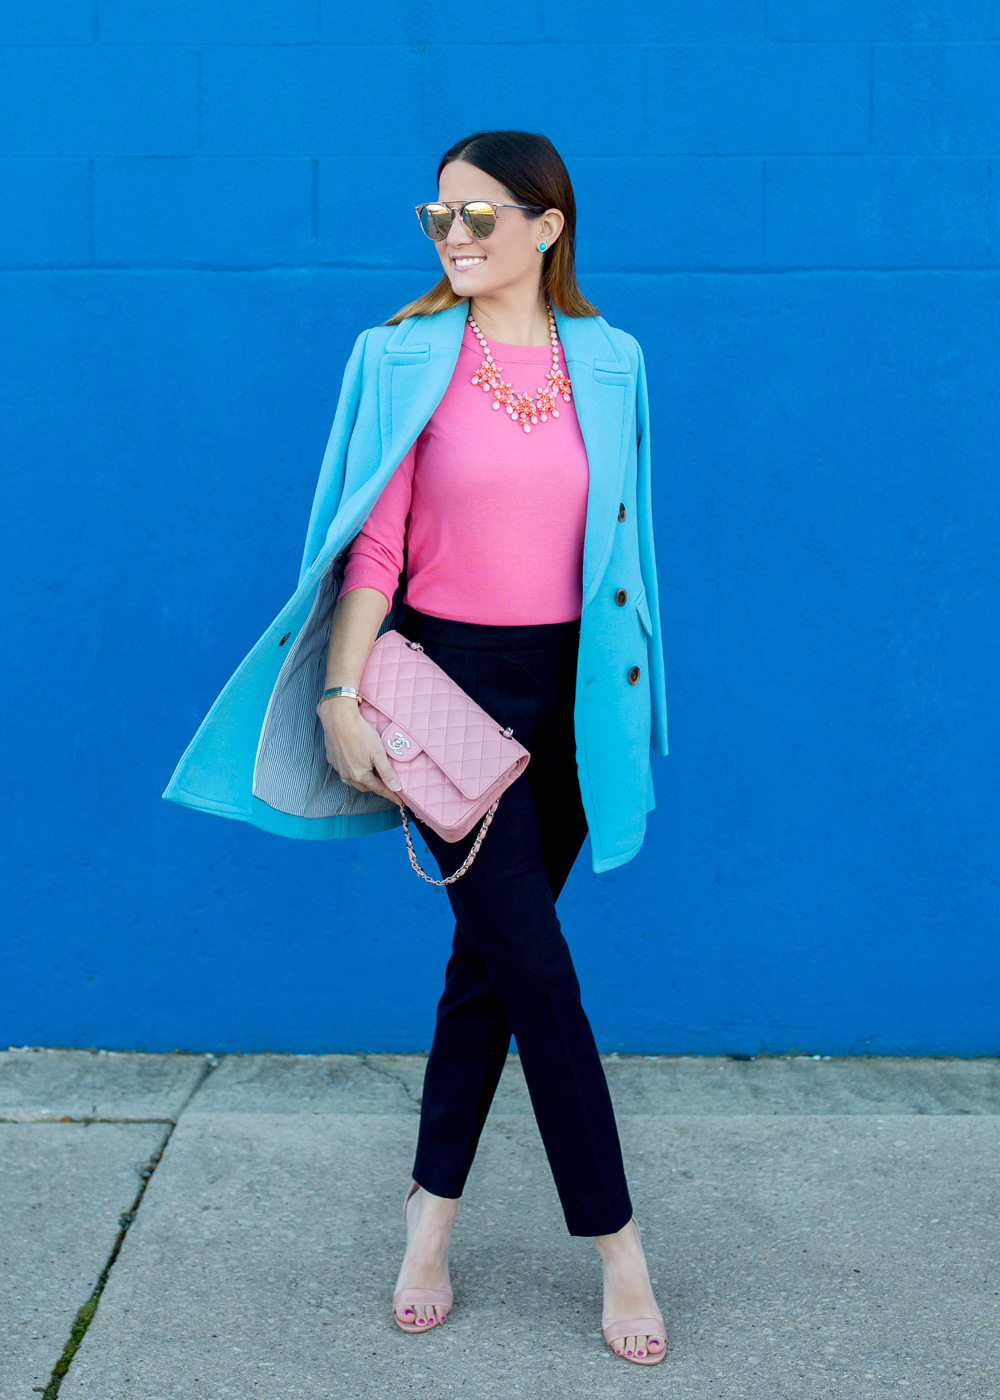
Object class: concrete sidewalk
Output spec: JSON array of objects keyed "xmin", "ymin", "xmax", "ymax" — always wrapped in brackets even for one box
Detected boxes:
[{"xmin": 3, "ymin": 1050, "xmax": 998, "ymax": 1400}]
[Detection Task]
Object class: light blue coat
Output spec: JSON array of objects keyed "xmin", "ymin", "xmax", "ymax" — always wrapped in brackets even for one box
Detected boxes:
[{"xmin": 162, "ymin": 298, "xmax": 668, "ymax": 874}]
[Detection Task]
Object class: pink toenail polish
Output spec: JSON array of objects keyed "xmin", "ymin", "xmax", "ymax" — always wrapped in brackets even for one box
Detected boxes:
[
  {"xmin": 616, "ymin": 1348, "xmax": 622, "ymax": 1354},
  {"xmin": 626, "ymin": 1349, "xmax": 633, "ymax": 1356},
  {"xmin": 637, "ymin": 1350, "xmax": 645, "ymax": 1356}
]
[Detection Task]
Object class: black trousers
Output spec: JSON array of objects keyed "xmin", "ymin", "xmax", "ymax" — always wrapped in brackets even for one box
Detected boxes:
[{"xmin": 396, "ymin": 605, "xmax": 633, "ymax": 1237}]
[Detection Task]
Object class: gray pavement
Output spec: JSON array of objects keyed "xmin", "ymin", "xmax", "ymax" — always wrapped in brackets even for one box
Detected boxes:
[{"xmin": 2, "ymin": 1049, "xmax": 998, "ymax": 1399}]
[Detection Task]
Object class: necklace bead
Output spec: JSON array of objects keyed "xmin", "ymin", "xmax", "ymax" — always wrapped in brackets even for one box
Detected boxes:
[{"xmin": 467, "ymin": 302, "xmax": 572, "ymax": 433}]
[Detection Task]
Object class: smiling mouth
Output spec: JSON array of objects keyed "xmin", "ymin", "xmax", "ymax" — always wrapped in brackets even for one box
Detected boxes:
[{"xmin": 452, "ymin": 256, "xmax": 486, "ymax": 270}]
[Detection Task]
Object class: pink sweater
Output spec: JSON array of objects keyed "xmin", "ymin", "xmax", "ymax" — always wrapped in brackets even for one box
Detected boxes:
[{"xmin": 340, "ymin": 321, "xmax": 590, "ymax": 625}]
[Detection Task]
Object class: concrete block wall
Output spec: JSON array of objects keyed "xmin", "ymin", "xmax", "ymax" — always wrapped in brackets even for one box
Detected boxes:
[{"xmin": 2, "ymin": 3, "xmax": 998, "ymax": 1053}]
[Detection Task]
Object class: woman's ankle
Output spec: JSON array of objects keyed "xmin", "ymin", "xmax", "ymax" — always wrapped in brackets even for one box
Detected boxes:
[
  {"xmin": 406, "ymin": 1185, "xmax": 459, "ymax": 1231},
  {"xmin": 410, "ymin": 1176, "xmax": 461, "ymax": 1204},
  {"xmin": 595, "ymin": 1223, "xmax": 641, "ymax": 1259}
]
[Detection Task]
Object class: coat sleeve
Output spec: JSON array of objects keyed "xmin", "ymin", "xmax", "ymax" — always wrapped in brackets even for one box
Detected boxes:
[
  {"xmin": 298, "ymin": 328, "xmax": 371, "ymax": 586},
  {"xmin": 635, "ymin": 338, "xmax": 669, "ymax": 757}
]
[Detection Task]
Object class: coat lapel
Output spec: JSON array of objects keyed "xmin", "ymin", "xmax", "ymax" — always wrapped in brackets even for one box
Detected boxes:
[{"xmin": 377, "ymin": 297, "xmax": 633, "ymax": 609}]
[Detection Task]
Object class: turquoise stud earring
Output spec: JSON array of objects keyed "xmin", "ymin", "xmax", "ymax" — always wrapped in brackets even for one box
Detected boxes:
[{"xmin": 538, "ymin": 240, "xmax": 547, "ymax": 251}]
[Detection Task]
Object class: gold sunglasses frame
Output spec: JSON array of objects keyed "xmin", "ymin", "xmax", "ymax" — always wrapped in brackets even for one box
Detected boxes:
[{"xmin": 414, "ymin": 199, "xmax": 547, "ymax": 240}]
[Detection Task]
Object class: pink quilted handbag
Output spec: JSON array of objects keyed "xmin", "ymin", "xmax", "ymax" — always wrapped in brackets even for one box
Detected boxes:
[{"xmin": 358, "ymin": 630, "xmax": 530, "ymax": 885}]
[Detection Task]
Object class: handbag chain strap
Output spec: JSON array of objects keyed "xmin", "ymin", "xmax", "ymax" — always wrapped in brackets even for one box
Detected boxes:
[{"xmin": 399, "ymin": 801, "xmax": 500, "ymax": 886}]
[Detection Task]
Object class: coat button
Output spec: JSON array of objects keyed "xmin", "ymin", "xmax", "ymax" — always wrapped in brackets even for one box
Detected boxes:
[
  {"xmin": 628, "ymin": 665, "xmax": 641, "ymax": 685},
  {"xmin": 615, "ymin": 588, "xmax": 628, "ymax": 606},
  {"xmin": 618, "ymin": 502, "xmax": 626, "ymax": 522}
]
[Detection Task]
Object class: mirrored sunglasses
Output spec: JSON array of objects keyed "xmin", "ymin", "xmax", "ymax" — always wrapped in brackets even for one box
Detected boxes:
[{"xmin": 414, "ymin": 200, "xmax": 546, "ymax": 241}]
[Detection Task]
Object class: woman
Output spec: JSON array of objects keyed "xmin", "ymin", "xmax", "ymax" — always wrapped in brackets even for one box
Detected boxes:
[{"xmin": 163, "ymin": 128, "xmax": 668, "ymax": 1364}]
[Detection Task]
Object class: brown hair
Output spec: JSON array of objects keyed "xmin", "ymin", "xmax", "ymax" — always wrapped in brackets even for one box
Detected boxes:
[{"xmin": 384, "ymin": 129, "xmax": 599, "ymax": 325}]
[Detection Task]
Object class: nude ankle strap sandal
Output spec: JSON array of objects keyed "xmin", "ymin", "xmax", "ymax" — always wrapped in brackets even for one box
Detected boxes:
[
  {"xmin": 601, "ymin": 1217, "xmax": 667, "ymax": 1364},
  {"xmin": 391, "ymin": 1182, "xmax": 454, "ymax": 1333}
]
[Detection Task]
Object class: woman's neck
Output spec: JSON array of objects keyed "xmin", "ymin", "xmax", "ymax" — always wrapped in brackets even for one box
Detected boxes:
[{"xmin": 467, "ymin": 291, "xmax": 552, "ymax": 347}]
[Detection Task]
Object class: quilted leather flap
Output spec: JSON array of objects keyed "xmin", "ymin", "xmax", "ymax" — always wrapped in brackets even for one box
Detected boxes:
[{"xmin": 359, "ymin": 631, "xmax": 529, "ymax": 800}]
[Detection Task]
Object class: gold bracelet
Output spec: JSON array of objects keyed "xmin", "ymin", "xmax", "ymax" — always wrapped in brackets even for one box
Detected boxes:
[{"xmin": 320, "ymin": 686, "xmax": 361, "ymax": 703}]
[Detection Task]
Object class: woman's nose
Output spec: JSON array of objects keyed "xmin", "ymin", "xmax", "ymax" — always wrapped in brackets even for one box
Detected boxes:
[{"xmin": 445, "ymin": 212, "xmax": 473, "ymax": 249}]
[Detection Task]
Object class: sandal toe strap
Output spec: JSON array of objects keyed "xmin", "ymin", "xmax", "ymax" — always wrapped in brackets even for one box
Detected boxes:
[
  {"xmin": 393, "ymin": 1287, "xmax": 454, "ymax": 1308},
  {"xmin": 602, "ymin": 1317, "xmax": 664, "ymax": 1343}
]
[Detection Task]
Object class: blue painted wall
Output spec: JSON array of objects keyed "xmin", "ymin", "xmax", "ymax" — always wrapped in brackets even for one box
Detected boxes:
[{"xmin": 3, "ymin": 4, "xmax": 998, "ymax": 1054}]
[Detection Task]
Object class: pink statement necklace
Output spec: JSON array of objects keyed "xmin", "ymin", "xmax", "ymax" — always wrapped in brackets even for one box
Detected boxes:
[{"xmin": 468, "ymin": 301, "xmax": 573, "ymax": 433}]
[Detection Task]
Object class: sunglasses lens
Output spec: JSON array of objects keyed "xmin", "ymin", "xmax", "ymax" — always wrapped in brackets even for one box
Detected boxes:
[
  {"xmin": 463, "ymin": 203, "xmax": 496, "ymax": 239},
  {"xmin": 419, "ymin": 204, "xmax": 453, "ymax": 240}
]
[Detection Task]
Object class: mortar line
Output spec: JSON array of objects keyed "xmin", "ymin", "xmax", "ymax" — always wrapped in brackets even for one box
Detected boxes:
[
  {"xmin": 418, "ymin": 43, "xmax": 426, "ymax": 148},
  {"xmin": 37, "ymin": 1056, "xmax": 221, "ymax": 1399},
  {"xmin": 86, "ymin": 158, "xmax": 95, "ymax": 264},
  {"xmin": 196, "ymin": 48, "xmax": 203, "ymax": 153},
  {"xmin": 310, "ymin": 155, "xmax": 319, "ymax": 245},
  {"xmin": 4, "ymin": 263, "xmax": 997, "ymax": 275},
  {"xmin": 641, "ymin": 45, "xmax": 648, "ymax": 153}
]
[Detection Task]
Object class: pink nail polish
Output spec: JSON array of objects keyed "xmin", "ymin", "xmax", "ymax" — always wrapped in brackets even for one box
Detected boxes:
[
  {"xmin": 637, "ymin": 1349, "xmax": 645, "ymax": 1356},
  {"xmin": 626, "ymin": 1349, "xmax": 633, "ymax": 1356},
  {"xmin": 615, "ymin": 1348, "xmax": 622, "ymax": 1354}
]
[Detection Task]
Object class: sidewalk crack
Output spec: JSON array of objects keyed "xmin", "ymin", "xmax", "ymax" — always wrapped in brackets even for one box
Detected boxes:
[
  {"xmin": 358, "ymin": 1053, "xmax": 422, "ymax": 1112},
  {"xmin": 2, "ymin": 1116, "xmax": 177, "ymax": 1125},
  {"xmin": 36, "ymin": 1054, "xmax": 221, "ymax": 1398}
]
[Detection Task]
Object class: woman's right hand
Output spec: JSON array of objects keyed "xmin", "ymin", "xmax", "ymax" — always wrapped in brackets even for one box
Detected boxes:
[{"xmin": 316, "ymin": 700, "xmax": 403, "ymax": 805}]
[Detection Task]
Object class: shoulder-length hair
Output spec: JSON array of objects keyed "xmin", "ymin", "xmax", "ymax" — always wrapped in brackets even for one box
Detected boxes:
[{"xmin": 384, "ymin": 129, "xmax": 599, "ymax": 325}]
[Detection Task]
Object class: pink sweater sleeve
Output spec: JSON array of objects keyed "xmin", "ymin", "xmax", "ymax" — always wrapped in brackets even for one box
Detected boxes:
[{"xmin": 340, "ymin": 444, "xmax": 416, "ymax": 613}]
